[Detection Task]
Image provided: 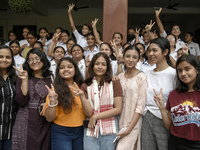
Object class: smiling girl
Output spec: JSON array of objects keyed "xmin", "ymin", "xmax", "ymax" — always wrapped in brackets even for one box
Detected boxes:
[
  {"xmin": 154, "ymin": 54, "xmax": 200, "ymax": 149},
  {"xmin": 71, "ymin": 44, "xmax": 86, "ymax": 79},
  {"xmin": 44, "ymin": 57, "xmax": 85, "ymax": 150},
  {"xmin": 116, "ymin": 45, "xmax": 147, "ymax": 150},
  {"xmin": 22, "ymin": 31, "xmax": 38, "ymax": 59},
  {"xmin": 0, "ymin": 45, "xmax": 17, "ymax": 150},
  {"xmin": 50, "ymin": 46, "xmax": 65, "ymax": 76},
  {"xmin": 9, "ymin": 40, "xmax": 25, "ymax": 72},
  {"xmin": 12, "ymin": 48, "xmax": 52, "ymax": 150},
  {"xmin": 141, "ymin": 37, "xmax": 177, "ymax": 150},
  {"xmin": 72, "ymin": 52, "xmax": 123, "ymax": 150},
  {"xmin": 68, "ymin": 4, "xmax": 92, "ymax": 48}
]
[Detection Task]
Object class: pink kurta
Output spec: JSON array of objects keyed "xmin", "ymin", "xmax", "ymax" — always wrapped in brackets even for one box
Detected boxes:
[{"xmin": 116, "ymin": 72, "xmax": 147, "ymax": 150}]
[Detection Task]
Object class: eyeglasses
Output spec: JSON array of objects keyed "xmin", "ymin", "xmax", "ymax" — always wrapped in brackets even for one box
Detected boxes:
[
  {"xmin": 167, "ymin": 38, "xmax": 175, "ymax": 41},
  {"xmin": 27, "ymin": 37, "xmax": 35, "ymax": 40},
  {"xmin": 27, "ymin": 57, "xmax": 41, "ymax": 65},
  {"xmin": 172, "ymin": 28, "xmax": 180, "ymax": 31}
]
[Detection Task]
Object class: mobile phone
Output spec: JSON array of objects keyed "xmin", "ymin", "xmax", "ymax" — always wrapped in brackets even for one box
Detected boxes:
[
  {"xmin": 83, "ymin": 120, "xmax": 97, "ymax": 128},
  {"xmin": 113, "ymin": 136, "xmax": 120, "ymax": 144}
]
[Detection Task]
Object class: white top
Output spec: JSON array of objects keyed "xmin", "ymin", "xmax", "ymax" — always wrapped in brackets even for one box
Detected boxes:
[
  {"xmin": 128, "ymin": 36, "xmax": 144, "ymax": 45},
  {"xmin": 5, "ymin": 41, "xmax": 11, "ymax": 47},
  {"xmin": 73, "ymin": 29, "xmax": 88, "ymax": 48},
  {"xmin": 144, "ymin": 67, "xmax": 176, "ymax": 119},
  {"xmin": 64, "ymin": 54, "xmax": 73, "ymax": 58},
  {"xmin": 38, "ymin": 38, "xmax": 52, "ymax": 61},
  {"xmin": 19, "ymin": 39, "xmax": 29, "ymax": 47},
  {"xmin": 38, "ymin": 38, "xmax": 52, "ymax": 55},
  {"xmin": 140, "ymin": 61, "xmax": 156, "ymax": 73},
  {"xmin": 135, "ymin": 59, "xmax": 145, "ymax": 70},
  {"xmin": 56, "ymin": 41, "xmax": 67, "ymax": 51},
  {"xmin": 110, "ymin": 59, "xmax": 118, "ymax": 76},
  {"xmin": 14, "ymin": 54, "xmax": 25, "ymax": 74},
  {"xmin": 186, "ymin": 42, "xmax": 200, "ymax": 56},
  {"xmin": 84, "ymin": 46, "xmax": 99, "ymax": 61},
  {"xmin": 50, "ymin": 59, "xmax": 57, "ymax": 76},
  {"xmin": 78, "ymin": 59, "xmax": 86, "ymax": 79}
]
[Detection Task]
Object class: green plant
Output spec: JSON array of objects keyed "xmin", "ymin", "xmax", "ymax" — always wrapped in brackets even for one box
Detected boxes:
[{"xmin": 8, "ymin": 0, "xmax": 34, "ymax": 14}]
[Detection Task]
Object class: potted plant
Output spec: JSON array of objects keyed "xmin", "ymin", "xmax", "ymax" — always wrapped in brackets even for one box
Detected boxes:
[{"xmin": 8, "ymin": 0, "xmax": 34, "ymax": 14}]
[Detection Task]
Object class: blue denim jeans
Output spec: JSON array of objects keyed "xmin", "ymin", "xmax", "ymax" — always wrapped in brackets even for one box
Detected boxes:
[
  {"xmin": 51, "ymin": 122, "xmax": 84, "ymax": 150},
  {"xmin": 84, "ymin": 117, "xmax": 119, "ymax": 150},
  {"xmin": 0, "ymin": 139, "xmax": 12, "ymax": 150}
]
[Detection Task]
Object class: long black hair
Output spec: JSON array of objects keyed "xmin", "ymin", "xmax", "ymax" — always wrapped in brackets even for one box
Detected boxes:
[
  {"xmin": 54, "ymin": 57, "xmax": 83, "ymax": 113},
  {"xmin": 0, "ymin": 45, "xmax": 17, "ymax": 87},
  {"xmin": 85, "ymin": 52, "xmax": 112, "ymax": 86},
  {"xmin": 176, "ymin": 54, "xmax": 200, "ymax": 92},
  {"xmin": 23, "ymin": 48, "xmax": 52, "ymax": 78}
]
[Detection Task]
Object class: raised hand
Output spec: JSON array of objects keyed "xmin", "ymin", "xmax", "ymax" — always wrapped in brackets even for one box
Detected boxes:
[
  {"xmin": 45, "ymin": 84, "xmax": 58, "ymax": 102},
  {"xmin": 155, "ymin": 8, "xmax": 162, "ymax": 17},
  {"xmin": 85, "ymin": 55, "xmax": 91, "ymax": 67},
  {"xmin": 145, "ymin": 20, "xmax": 155, "ymax": 32},
  {"xmin": 68, "ymin": 3, "xmax": 75, "ymax": 13},
  {"xmin": 70, "ymin": 82, "xmax": 85, "ymax": 98},
  {"xmin": 182, "ymin": 44, "xmax": 189, "ymax": 55},
  {"xmin": 91, "ymin": 18, "xmax": 99, "ymax": 28},
  {"xmin": 52, "ymin": 32, "xmax": 61, "ymax": 42},
  {"xmin": 110, "ymin": 40, "xmax": 118, "ymax": 56},
  {"xmin": 13, "ymin": 64, "xmax": 28, "ymax": 80},
  {"xmin": 153, "ymin": 88, "xmax": 165, "ymax": 111},
  {"xmin": 134, "ymin": 28, "xmax": 141, "ymax": 37}
]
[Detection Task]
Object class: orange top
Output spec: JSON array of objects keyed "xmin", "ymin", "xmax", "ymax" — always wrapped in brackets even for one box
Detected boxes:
[{"xmin": 44, "ymin": 88, "xmax": 86, "ymax": 127}]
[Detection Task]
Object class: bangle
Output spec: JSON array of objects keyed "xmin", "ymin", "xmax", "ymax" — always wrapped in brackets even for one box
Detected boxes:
[{"xmin": 48, "ymin": 100, "xmax": 58, "ymax": 107}]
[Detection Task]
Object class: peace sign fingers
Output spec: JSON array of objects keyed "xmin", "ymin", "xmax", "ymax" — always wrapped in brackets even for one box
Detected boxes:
[
  {"xmin": 13, "ymin": 65, "xmax": 20, "ymax": 73},
  {"xmin": 45, "ymin": 84, "xmax": 52, "ymax": 93},
  {"xmin": 13, "ymin": 64, "xmax": 28, "ymax": 80},
  {"xmin": 45, "ymin": 84, "xmax": 58, "ymax": 101},
  {"xmin": 153, "ymin": 88, "xmax": 165, "ymax": 110},
  {"xmin": 70, "ymin": 82, "xmax": 84, "ymax": 98}
]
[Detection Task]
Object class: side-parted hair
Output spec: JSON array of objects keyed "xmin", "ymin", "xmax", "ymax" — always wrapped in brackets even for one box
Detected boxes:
[
  {"xmin": 84, "ymin": 52, "xmax": 112, "ymax": 86},
  {"xmin": 150, "ymin": 37, "xmax": 172, "ymax": 66},
  {"xmin": 8, "ymin": 30, "xmax": 17, "ymax": 38},
  {"xmin": 176, "ymin": 54, "xmax": 200, "ymax": 92},
  {"xmin": 61, "ymin": 30, "xmax": 70, "ymax": 37},
  {"xmin": 54, "ymin": 57, "xmax": 84, "ymax": 113},
  {"xmin": 100, "ymin": 42, "xmax": 116, "ymax": 60},
  {"xmin": 23, "ymin": 48, "xmax": 52, "ymax": 78},
  {"xmin": 27, "ymin": 31, "xmax": 37, "ymax": 38},
  {"xmin": 112, "ymin": 32, "xmax": 123, "ymax": 40},
  {"xmin": 9, "ymin": 40, "xmax": 20, "ymax": 47},
  {"xmin": 123, "ymin": 45, "xmax": 140, "ymax": 59},
  {"xmin": 33, "ymin": 41, "xmax": 43, "ymax": 49},
  {"xmin": 53, "ymin": 46, "xmax": 65, "ymax": 53},
  {"xmin": 0, "ymin": 45, "xmax": 17, "ymax": 87},
  {"xmin": 66, "ymin": 38, "xmax": 76, "ymax": 45}
]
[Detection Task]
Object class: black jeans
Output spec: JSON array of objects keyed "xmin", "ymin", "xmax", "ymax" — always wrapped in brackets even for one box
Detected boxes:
[{"xmin": 168, "ymin": 133, "xmax": 200, "ymax": 150}]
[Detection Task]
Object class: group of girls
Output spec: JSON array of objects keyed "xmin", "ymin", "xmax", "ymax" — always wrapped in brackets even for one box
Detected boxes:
[{"xmin": 1, "ymin": 4, "xmax": 200, "ymax": 150}]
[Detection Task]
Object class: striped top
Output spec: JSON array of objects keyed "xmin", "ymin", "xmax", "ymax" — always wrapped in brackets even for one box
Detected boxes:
[{"xmin": 0, "ymin": 77, "xmax": 16, "ymax": 140}]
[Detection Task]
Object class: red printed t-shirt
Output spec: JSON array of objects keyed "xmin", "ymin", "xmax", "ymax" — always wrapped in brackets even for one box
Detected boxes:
[{"xmin": 166, "ymin": 89, "xmax": 200, "ymax": 141}]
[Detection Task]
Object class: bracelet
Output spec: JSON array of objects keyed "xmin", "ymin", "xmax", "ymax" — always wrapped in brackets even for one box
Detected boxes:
[
  {"xmin": 52, "ymin": 39, "xmax": 57, "ymax": 42},
  {"xmin": 48, "ymin": 100, "xmax": 58, "ymax": 107}
]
